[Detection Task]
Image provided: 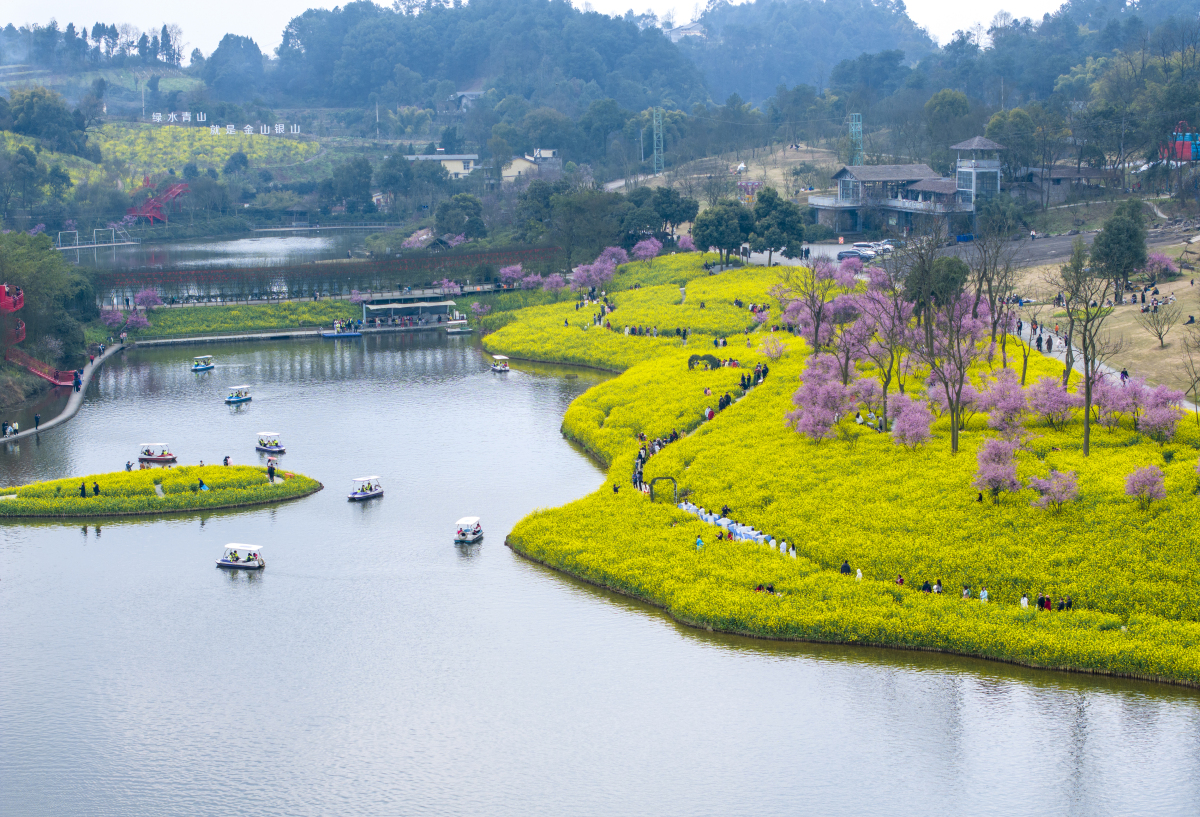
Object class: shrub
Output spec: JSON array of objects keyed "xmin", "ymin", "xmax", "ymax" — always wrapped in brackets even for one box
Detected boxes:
[
  {"xmin": 1028, "ymin": 469, "xmax": 1078, "ymax": 511},
  {"xmin": 972, "ymin": 438, "xmax": 1020, "ymax": 504},
  {"xmin": 1125, "ymin": 465, "xmax": 1166, "ymax": 509},
  {"xmin": 891, "ymin": 393, "xmax": 933, "ymax": 449}
]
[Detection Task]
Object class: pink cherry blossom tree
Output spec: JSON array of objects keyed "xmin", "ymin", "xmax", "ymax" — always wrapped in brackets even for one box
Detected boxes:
[
  {"xmin": 470, "ymin": 302, "xmax": 491, "ymax": 317},
  {"xmin": 101, "ymin": 310, "xmax": 126, "ymax": 328},
  {"xmin": 891, "ymin": 393, "xmax": 933, "ymax": 449},
  {"xmin": 350, "ymin": 289, "xmax": 365, "ymax": 304},
  {"xmin": 774, "ymin": 258, "xmax": 855, "ymax": 354},
  {"xmin": 499, "ymin": 264, "xmax": 523, "ymax": 286},
  {"xmin": 1027, "ymin": 376, "xmax": 1081, "ymax": 431},
  {"xmin": 856, "ymin": 265, "xmax": 913, "ymax": 431},
  {"xmin": 596, "ymin": 246, "xmax": 629, "ymax": 268},
  {"xmin": 124, "ymin": 311, "xmax": 150, "ymax": 331},
  {"xmin": 973, "ymin": 437, "xmax": 1020, "ymax": 504},
  {"xmin": 980, "ymin": 368, "xmax": 1027, "ymax": 439},
  {"xmin": 134, "ymin": 288, "xmax": 162, "ymax": 310},
  {"xmin": 632, "ymin": 237, "xmax": 663, "ymax": 265},
  {"xmin": 1141, "ymin": 383, "xmax": 1185, "ymax": 443},
  {"xmin": 1125, "ymin": 465, "xmax": 1166, "ymax": 509},
  {"xmin": 521, "ymin": 273, "xmax": 544, "ymax": 290},
  {"xmin": 1028, "ymin": 469, "xmax": 1078, "ymax": 511},
  {"xmin": 827, "ymin": 294, "xmax": 870, "ymax": 385},
  {"xmin": 1092, "ymin": 374, "xmax": 1132, "ymax": 430},
  {"xmin": 913, "ymin": 292, "xmax": 993, "ymax": 453},
  {"xmin": 543, "ymin": 273, "xmax": 567, "ymax": 291},
  {"xmin": 677, "ymin": 235, "xmax": 696, "ymax": 251},
  {"xmin": 787, "ymin": 355, "xmax": 855, "ymax": 443}
]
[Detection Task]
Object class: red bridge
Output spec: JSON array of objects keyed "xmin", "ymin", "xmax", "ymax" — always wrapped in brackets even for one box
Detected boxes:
[
  {"xmin": 128, "ymin": 182, "xmax": 190, "ymax": 224},
  {"xmin": 2, "ymin": 283, "xmax": 75, "ymax": 386}
]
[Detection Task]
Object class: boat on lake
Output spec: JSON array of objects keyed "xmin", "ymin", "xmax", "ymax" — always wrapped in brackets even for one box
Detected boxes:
[
  {"xmin": 216, "ymin": 544, "xmax": 265, "ymax": 570},
  {"xmin": 490, "ymin": 354, "xmax": 510, "ymax": 372},
  {"xmin": 226, "ymin": 385, "xmax": 252, "ymax": 404},
  {"xmin": 191, "ymin": 355, "xmax": 215, "ymax": 372},
  {"xmin": 348, "ymin": 476, "xmax": 383, "ymax": 501},
  {"xmin": 445, "ymin": 325, "xmax": 473, "ymax": 335},
  {"xmin": 138, "ymin": 443, "xmax": 176, "ymax": 464},
  {"xmin": 323, "ymin": 321, "xmax": 361, "ymax": 338},
  {"xmin": 256, "ymin": 432, "xmax": 285, "ymax": 454},
  {"xmin": 454, "ymin": 516, "xmax": 483, "ymax": 543}
]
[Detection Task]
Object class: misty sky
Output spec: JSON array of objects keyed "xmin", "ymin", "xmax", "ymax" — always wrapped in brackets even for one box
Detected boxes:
[{"xmin": 17, "ymin": 0, "xmax": 1066, "ymax": 61}]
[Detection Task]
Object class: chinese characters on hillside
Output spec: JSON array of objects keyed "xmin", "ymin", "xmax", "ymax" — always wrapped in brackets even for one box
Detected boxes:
[{"xmin": 147, "ymin": 112, "xmax": 301, "ymax": 136}]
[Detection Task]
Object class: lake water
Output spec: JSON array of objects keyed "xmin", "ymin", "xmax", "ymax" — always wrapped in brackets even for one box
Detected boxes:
[
  {"xmin": 66, "ymin": 232, "xmax": 368, "ymax": 272},
  {"xmin": 2, "ymin": 335, "xmax": 1199, "ymax": 816}
]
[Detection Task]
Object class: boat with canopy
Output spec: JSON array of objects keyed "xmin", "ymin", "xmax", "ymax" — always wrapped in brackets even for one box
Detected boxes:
[
  {"xmin": 191, "ymin": 355, "xmax": 215, "ymax": 372},
  {"xmin": 348, "ymin": 476, "xmax": 383, "ymax": 501},
  {"xmin": 255, "ymin": 432, "xmax": 285, "ymax": 453},
  {"xmin": 137, "ymin": 443, "xmax": 176, "ymax": 464},
  {"xmin": 490, "ymin": 354, "xmax": 510, "ymax": 373},
  {"xmin": 216, "ymin": 544, "xmax": 265, "ymax": 570},
  {"xmin": 225, "ymin": 385, "xmax": 252, "ymax": 404},
  {"xmin": 454, "ymin": 516, "xmax": 483, "ymax": 543}
]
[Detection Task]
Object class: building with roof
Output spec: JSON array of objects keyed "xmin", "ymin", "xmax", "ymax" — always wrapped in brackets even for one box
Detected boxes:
[
  {"xmin": 808, "ymin": 137, "xmax": 1005, "ymax": 233},
  {"xmin": 406, "ymin": 153, "xmax": 479, "ymax": 179}
]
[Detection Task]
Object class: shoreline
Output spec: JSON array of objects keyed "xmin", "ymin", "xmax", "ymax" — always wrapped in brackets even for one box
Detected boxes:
[
  {"xmin": 6, "ymin": 343, "xmax": 126, "ymax": 443},
  {"xmin": 504, "ymin": 537, "xmax": 1200, "ymax": 692},
  {"xmin": 0, "ymin": 481, "xmax": 324, "ymax": 519}
]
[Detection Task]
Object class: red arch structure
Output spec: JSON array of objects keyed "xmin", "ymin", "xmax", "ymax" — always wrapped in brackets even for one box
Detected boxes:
[
  {"xmin": 2, "ymin": 283, "xmax": 75, "ymax": 386},
  {"xmin": 128, "ymin": 182, "xmax": 190, "ymax": 224}
]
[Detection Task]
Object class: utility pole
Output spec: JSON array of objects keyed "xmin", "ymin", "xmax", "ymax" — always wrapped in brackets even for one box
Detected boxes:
[
  {"xmin": 376, "ymin": 102, "xmax": 380, "ymax": 142},
  {"xmin": 640, "ymin": 127, "xmax": 644, "ymax": 163},
  {"xmin": 653, "ymin": 108, "xmax": 664, "ymax": 175},
  {"xmin": 849, "ymin": 113, "xmax": 863, "ymax": 166}
]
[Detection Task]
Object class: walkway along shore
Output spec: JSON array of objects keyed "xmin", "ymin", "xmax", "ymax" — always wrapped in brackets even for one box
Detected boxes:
[{"xmin": 7, "ymin": 343, "xmax": 126, "ymax": 443}]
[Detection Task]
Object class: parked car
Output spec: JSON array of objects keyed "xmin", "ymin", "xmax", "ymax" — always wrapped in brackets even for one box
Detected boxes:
[{"xmin": 837, "ymin": 248, "xmax": 875, "ymax": 261}]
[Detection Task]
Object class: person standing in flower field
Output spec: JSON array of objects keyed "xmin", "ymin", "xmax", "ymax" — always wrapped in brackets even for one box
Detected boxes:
[{"xmin": 980, "ymin": 587, "xmax": 988, "ymax": 603}]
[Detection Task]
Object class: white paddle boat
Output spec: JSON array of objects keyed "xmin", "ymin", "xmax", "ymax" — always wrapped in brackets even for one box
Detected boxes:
[
  {"xmin": 256, "ymin": 432, "xmax": 285, "ymax": 454},
  {"xmin": 225, "ymin": 385, "xmax": 252, "ymax": 404},
  {"xmin": 191, "ymin": 354, "xmax": 215, "ymax": 372},
  {"xmin": 454, "ymin": 516, "xmax": 483, "ymax": 543},
  {"xmin": 216, "ymin": 544, "xmax": 265, "ymax": 570},
  {"xmin": 490, "ymin": 354, "xmax": 510, "ymax": 372},
  {"xmin": 348, "ymin": 476, "xmax": 383, "ymax": 501},
  {"xmin": 137, "ymin": 442, "xmax": 176, "ymax": 464}
]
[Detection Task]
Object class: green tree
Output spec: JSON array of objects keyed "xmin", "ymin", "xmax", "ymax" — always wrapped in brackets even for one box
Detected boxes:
[
  {"xmin": 375, "ymin": 154, "xmax": 414, "ymax": 203},
  {"xmin": 222, "ymin": 151, "xmax": 249, "ymax": 178},
  {"xmin": 435, "ymin": 193, "xmax": 487, "ymax": 238},
  {"xmin": 8, "ymin": 87, "xmax": 90, "ymax": 157},
  {"xmin": 692, "ymin": 200, "xmax": 753, "ymax": 264},
  {"xmin": 333, "ymin": 157, "xmax": 373, "ymax": 212},
  {"xmin": 548, "ymin": 189, "xmax": 626, "ymax": 271},
  {"xmin": 0, "ymin": 233, "xmax": 91, "ymax": 359},
  {"xmin": 1091, "ymin": 200, "xmax": 1147, "ymax": 293},
  {"xmin": 749, "ymin": 186, "xmax": 805, "ymax": 266},
  {"xmin": 651, "ymin": 187, "xmax": 699, "ymax": 235},
  {"xmin": 202, "ymin": 34, "xmax": 265, "ymax": 102}
]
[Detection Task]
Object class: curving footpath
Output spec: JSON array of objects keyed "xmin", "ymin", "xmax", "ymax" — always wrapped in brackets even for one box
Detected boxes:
[{"xmin": 7, "ymin": 344, "xmax": 125, "ymax": 442}]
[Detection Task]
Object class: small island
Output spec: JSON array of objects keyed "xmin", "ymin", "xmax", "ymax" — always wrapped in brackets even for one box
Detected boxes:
[{"xmin": 0, "ymin": 465, "xmax": 322, "ymax": 517}]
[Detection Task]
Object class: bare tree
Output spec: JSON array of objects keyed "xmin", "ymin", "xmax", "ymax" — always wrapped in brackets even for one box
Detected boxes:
[
  {"xmin": 1180, "ymin": 326, "xmax": 1200, "ymax": 428},
  {"xmin": 1044, "ymin": 238, "xmax": 1125, "ymax": 456},
  {"xmin": 968, "ymin": 221, "xmax": 1021, "ymax": 346},
  {"xmin": 1134, "ymin": 301, "xmax": 1182, "ymax": 347},
  {"xmin": 702, "ymin": 173, "xmax": 733, "ymax": 207},
  {"xmin": 1014, "ymin": 301, "xmax": 1044, "ymax": 385}
]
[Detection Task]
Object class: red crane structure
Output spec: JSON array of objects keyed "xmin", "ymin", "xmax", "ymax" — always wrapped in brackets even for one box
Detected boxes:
[
  {"xmin": 2, "ymin": 283, "xmax": 76, "ymax": 387},
  {"xmin": 127, "ymin": 181, "xmax": 190, "ymax": 224}
]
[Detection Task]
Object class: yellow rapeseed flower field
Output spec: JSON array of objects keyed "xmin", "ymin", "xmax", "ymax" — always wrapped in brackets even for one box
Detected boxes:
[{"xmin": 489, "ymin": 256, "xmax": 1200, "ymax": 686}]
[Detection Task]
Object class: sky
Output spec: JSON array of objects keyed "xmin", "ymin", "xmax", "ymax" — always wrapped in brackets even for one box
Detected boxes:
[{"xmin": 18, "ymin": 0, "xmax": 1068, "ymax": 60}]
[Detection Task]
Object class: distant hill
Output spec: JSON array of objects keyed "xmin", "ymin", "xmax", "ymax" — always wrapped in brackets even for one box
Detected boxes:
[
  {"xmin": 680, "ymin": 0, "xmax": 936, "ymax": 104},
  {"xmin": 269, "ymin": 0, "xmax": 708, "ymax": 115}
]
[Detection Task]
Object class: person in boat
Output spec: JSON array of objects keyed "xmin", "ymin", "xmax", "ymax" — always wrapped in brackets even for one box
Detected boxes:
[{"xmin": 229, "ymin": 550, "xmax": 239, "ymax": 562}]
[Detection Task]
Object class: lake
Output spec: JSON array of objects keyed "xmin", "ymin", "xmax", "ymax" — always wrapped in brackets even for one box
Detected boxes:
[{"xmin": 2, "ymin": 334, "xmax": 1198, "ymax": 816}]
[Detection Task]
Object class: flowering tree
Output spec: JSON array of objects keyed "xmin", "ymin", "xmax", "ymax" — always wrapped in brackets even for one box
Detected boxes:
[
  {"xmin": 1027, "ymin": 376, "xmax": 1081, "ymax": 430},
  {"xmin": 852, "ymin": 376, "xmax": 882, "ymax": 416},
  {"xmin": 891, "ymin": 393, "xmax": 933, "ymax": 449},
  {"xmin": 973, "ymin": 438, "xmax": 1020, "ymax": 504},
  {"xmin": 928, "ymin": 375, "xmax": 980, "ymax": 429},
  {"xmin": 349, "ymin": 289, "xmax": 365, "ymax": 304},
  {"xmin": 499, "ymin": 264, "xmax": 523, "ymax": 285},
  {"xmin": 125, "ymin": 312, "xmax": 150, "ymax": 331},
  {"xmin": 1028, "ymin": 469, "xmax": 1078, "ymax": 511},
  {"xmin": 913, "ymin": 291, "xmax": 993, "ymax": 453},
  {"xmin": 443, "ymin": 234, "xmax": 467, "ymax": 248},
  {"xmin": 596, "ymin": 246, "xmax": 629, "ymax": 268},
  {"xmin": 632, "ymin": 237, "xmax": 663, "ymax": 265},
  {"xmin": 758, "ymin": 336, "xmax": 786, "ymax": 360},
  {"xmin": 521, "ymin": 273, "xmax": 545, "ymax": 290},
  {"xmin": 436, "ymin": 278, "xmax": 462, "ymax": 295},
  {"xmin": 1141, "ymin": 384, "xmax": 1185, "ymax": 443},
  {"xmin": 1142, "ymin": 251, "xmax": 1178, "ymax": 279},
  {"xmin": 134, "ymin": 288, "xmax": 162, "ymax": 310},
  {"xmin": 775, "ymin": 258, "xmax": 855, "ymax": 354},
  {"xmin": 470, "ymin": 302, "xmax": 491, "ymax": 317},
  {"xmin": 1125, "ymin": 465, "xmax": 1166, "ymax": 509},
  {"xmin": 827, "ymin": 294, "xmax": 870, "ymax": 385},
  {"xmin": 402, "ymin": 229, "xmax": 431, "ymax": 249},
  {"xmin": 1093, "ymin": 375, "xmax": 1132, "ymax": 430},
  {"xmin": 677, "ymin": 234, "xmax": 696, "ymax": 251},
  {"xmin": 856, "ymin": 265, "xmax": 913, "ymax": 431},
  {"xmin": 101, "ymin": 310, "xmax": 126, "ymax": 328},
  {"xmin": 981, "ymin": 368, "xmax": 1027, "ymax": 438},
  {"xmin": 787, "ymin": 355, "xmax": 855, "ymax": 443},
  {"xmin": 542, "ymin": 273, "xmax": 567, "ymax": 291}
]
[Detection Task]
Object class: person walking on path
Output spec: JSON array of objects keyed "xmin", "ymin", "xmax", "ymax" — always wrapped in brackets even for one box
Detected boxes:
[{"xmin": 33, "ymin": 413, "xmax": 39, "ymax": 431}]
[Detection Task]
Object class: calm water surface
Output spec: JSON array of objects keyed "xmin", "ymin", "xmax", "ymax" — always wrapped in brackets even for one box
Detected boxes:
[
  {"xmin": 2, "ymin": 335, "xmax": 1198, "ymax": 816},
  {"xmin": 67, "ymin": 232, "xmax": 366, "ymax": 272}
]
